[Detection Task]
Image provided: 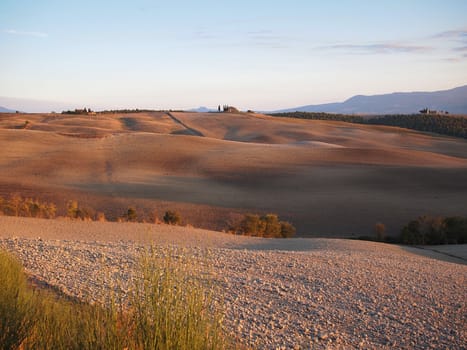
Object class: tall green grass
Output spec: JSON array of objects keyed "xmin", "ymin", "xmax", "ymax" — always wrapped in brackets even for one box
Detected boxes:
[
  {"xmin": 23, "ymin": 296, "xmax": 130, "ymax": 350},
  {"xmin": 131, "ymin": 247, "xmax": 225, "ymax": 349},
  {"xmin": 0, "ymin": 251, "xmax": 36, "ymax": 349},
  {"xmin": 0, "ymin": 247, "xmax": 227, "ymax": 350}
]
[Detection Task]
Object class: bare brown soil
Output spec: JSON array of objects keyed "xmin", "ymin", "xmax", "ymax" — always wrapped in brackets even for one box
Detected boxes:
[
  {"xmin": 1, "ymin": 111, "xmax": 467, "ymax": 236},
  {"xmin": 1, "ymin": 216, "xmax": 466, "ymax": 348}
]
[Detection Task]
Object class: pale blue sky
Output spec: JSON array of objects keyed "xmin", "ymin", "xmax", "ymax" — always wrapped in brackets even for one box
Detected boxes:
[{"xmin": 1, "ymin": 0, "xmax": 466, "ymax": 111}]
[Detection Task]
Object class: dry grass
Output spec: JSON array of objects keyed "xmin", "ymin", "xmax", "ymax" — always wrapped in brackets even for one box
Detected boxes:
[{"xmin": 0, "ymin": 246, "xmax": 227, "ymax": 350}]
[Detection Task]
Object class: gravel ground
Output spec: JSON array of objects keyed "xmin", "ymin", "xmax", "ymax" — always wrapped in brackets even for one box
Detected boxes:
[{"xmin": 0, "ymin": 217, "xmax": 466, "ymax": 349}]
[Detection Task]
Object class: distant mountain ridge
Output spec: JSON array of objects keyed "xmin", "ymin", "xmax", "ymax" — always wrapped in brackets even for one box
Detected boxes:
[
  {"xmin": 0, "ymin": 96, "xmax": 82, "ymax": 113},
  {"xmin": 275, "ymin": 85, "xmax": 467, "ymax": 115},
  {"xmin": 188, "ymin": 106, "xmax": 217, "ymax": 113},
  {"xmin": 0, "ymin": 106, "xmax": 16, "ymax": 113},
  {"xmin": 3, "ymin": 85, "xmax": 467, "ymax": 114}
]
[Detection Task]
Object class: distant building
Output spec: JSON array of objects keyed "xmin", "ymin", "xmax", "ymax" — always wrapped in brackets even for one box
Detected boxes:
[
  {"xmin": 223, "ymin": 105, "xmax": 239, "ymax": 113},
  {"xmin": 419, "ymin": 108, "xmax": 448, "ymax": 115},
  {"xmin": 62, "ymin": 108, "xmax": 95, "ymax": 115}
]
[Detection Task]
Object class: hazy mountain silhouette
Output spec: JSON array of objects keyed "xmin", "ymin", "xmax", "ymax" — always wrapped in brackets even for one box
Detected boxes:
[
  {"xmin": 275, "ymin": 85, "xmax": 467, "ymax": 114},
  {"xmin": 3, "ymin": 85, "xmax": 466, "ymax": 114},
  {"xmin": 188, "ymin": 106, "xmax": 217, "ymax": 113},
  {"xmin": 0, "ymin": 106, "xmax": 16, "ymax": 113},
  {"xmin": 0, "ymin": 97, "xmax": 81, "ymax": 113}
]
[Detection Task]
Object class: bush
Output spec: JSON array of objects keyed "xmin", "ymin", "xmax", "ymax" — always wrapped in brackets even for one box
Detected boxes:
[
  {"xmin": 399, "ymin": 215, "xmax": 467, "ymax": 245},
  {"xmin": 239, "ymin": 214, "xmax": 261, "ymax": 236},
  {"xmin": 280, "ymin": 221, "xmax": 296, "ymax": 238},
  {"xmin": 148, "ymin": 210, "xmax": 160, "ymax": 224},
  {"xmin": 126, "ymin": 207, "xmax": 138, "ymax": 222},
  {"xmin": 96, "ymin": 211, "xmax": 106, "ymax": 222},
  {"xmin": 3, "ymin": 194, "xmax": 22, "ymax": 216},
  {"xmin": 261, "ymin": 214, "xmax": 282, "ymax": 237},
  {"xmin": 66, "ymin": 200, "xmax": 94, "ymax": 220},
  {"xmin": 236, "ymin": 213, "xmax": 296, "ymax": 238},
  {"xmin": 444, "ymin": 216, "xmax": 467, "ymax": 244},
  {"xmin": 163, "ymin": 210, "xmax": 182, "ymax": 225},
  {"xmin": 375, "ymin": 222, "xmax": 386, "ymax": 241}
]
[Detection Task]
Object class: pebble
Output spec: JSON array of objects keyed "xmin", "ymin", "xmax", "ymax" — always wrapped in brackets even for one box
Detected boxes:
[{"xmin": 0, "ymin": 237, "xmax": 466, "ymax": 349}]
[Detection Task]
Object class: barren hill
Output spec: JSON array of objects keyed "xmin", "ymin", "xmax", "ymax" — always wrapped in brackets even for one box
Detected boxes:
[{"xmin": 1, "ymin": 111, "xmax": 466, "ymax": 236}]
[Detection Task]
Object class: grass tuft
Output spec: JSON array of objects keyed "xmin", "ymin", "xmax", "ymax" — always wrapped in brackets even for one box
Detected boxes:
[
  {"xmin": 0, "ymin": 251, "xmax": 36, "ymax": 349},
  {"xmin": 0, "ymin": 247, "xmax": 227, "ymax": 349},
  {"xmin": 131, "ymin": 247, "xmax": 225, "ymax": 349}
]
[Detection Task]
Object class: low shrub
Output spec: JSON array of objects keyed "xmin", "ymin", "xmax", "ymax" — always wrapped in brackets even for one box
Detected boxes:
[
  {"xmin": 400, "ymin": 215, "xmax": 467, "ymax": 245},
  {"xmin": 280, "ymin": 221, "xmax": 297, "ymax": 238},
  {"xmin": 96, "ymin": 211, "xmax": 106, "ymax": 222},
  {"xmin": 234, "ymin": 213, "xmax": 296, "ymax": 238},
  {"xmin": 122, "ymin": 207, "xmax": 138, "ymax": 222},
  {"xmin": 375, "ymin": 222, "xmax": 386, "ymax": 242},
  {"xmin": 163, "ymin": 210, "xmax": 182, "ymax": 225},
  {"xmin": 444, "ymin": 216, "xmax": 467, "ymax": 244},
  {"xmin": 66, "ymin": 200, "xmax": 95, "ymax": 221},
  {"xmin": 148, "ymin": 210, "xmax": 160, "ymax": 224}
]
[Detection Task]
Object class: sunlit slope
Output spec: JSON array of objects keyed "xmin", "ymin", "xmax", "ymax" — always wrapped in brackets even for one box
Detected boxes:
[{"xmin": 1, "ymin": 112, "xmax": 466, "ymax": 235}]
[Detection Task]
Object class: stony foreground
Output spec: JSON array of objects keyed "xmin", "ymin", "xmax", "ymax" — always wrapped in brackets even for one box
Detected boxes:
[{"xmin": 0, "ymin": 218, "xmax": 466, "ymax": 349}]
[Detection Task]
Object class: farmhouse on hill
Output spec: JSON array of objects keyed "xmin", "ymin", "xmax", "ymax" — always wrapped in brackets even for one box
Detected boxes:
[
  {"xmin": 222, "ymin": 105, "xmax": 239, "ymax": 113},
  {"xmin": 419, "ymin": 108, "xmax": 449, "ymax": 115}
]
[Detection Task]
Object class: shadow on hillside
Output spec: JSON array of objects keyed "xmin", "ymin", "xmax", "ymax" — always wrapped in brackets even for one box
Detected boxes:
[{"xmin": 401, "ymin": 245, "xmax": 467, "ymax": 265}]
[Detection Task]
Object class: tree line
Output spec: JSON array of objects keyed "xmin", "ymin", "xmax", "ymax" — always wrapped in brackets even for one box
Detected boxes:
[
  {"xmin": 399, "ymin": 215, "xmax": 467, "ymax": 245},
  {"xmin": 0, "ymin": 195, "xmax": 56, "ymax": 219},
  {"xmin": 270, "ymin": 112, "xmax": 467, "ymax": 139},
  {"xmin": 360, "ymin": 215, "xmax": 467, "ymax": 245},
  {"xmin": 0, "ymin": 195, "xmax": 183, "ymax": 226},
  {"xmin": 0, "ymin": 195, "xmax": 296, "ymax": 238},
  {"xmin": 61, "ymin": 108, "xmax": 186, "ymax": 114}
]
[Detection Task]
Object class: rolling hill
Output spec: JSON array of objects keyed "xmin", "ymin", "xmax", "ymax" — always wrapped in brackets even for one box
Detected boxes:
[{"xmin": 0, "ymin": 111, "xmax": 466, "ymax": 236}]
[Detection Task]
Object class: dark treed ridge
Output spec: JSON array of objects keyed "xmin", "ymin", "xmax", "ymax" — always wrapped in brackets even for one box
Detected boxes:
[{"xmin": 270, "ymin": 112, "xmax": 467, "ymax": 139}]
